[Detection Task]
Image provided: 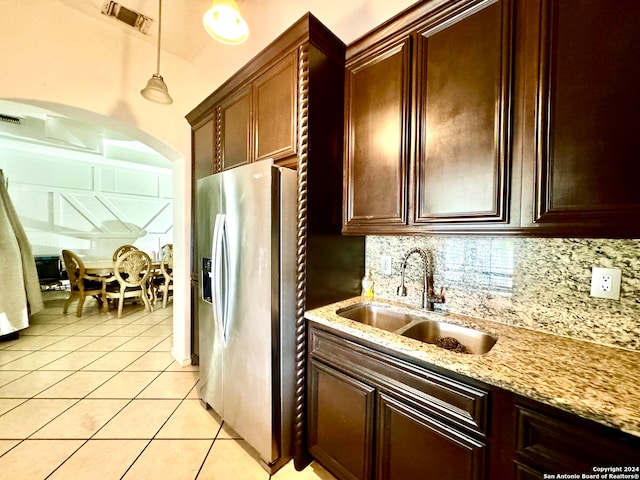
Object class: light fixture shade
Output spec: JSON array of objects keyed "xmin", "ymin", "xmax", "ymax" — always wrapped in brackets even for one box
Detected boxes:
[
  {"xmin": 140, "ymin": 74, "xmax": 173, "ymax": 104},
  {"xmin": 203, "ymin": 0, "xmax": 249, "ymax": 45}
]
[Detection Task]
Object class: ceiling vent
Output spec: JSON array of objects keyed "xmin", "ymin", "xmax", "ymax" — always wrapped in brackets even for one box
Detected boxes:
[
  {"xmin": 101, "ymin": 1, "xmax": 152, "ymax": 34},
  {"xmin": 0, "ymin": 114, "xmax": 21, "ymax": 125}
]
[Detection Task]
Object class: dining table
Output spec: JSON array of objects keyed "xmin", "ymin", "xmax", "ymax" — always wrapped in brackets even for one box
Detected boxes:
[{"xmin": 83, "ymin": 259, "xmax": 161, "ymax": 312}]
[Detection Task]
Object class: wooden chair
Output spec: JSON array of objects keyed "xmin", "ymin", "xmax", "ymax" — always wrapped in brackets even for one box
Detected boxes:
[
  {"xmin": 112, "ymin": 244, "xmax": 138, "ymax": 262},
  {"xmin": 152, "ymin": 245, "xmax": 173, "ymax": 308},
  {"xmin": 61, "ymin": 249, "xmax": 105, "ymax": 317},
  {"xmin": 104, "ymin": 250, "xmax": 153, "ymax": 318}
]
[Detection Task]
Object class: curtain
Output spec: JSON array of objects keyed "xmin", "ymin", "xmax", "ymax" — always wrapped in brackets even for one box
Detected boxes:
[{"xmin": 0, "ymin": 170, "xmax": 43, "ymax": 336}]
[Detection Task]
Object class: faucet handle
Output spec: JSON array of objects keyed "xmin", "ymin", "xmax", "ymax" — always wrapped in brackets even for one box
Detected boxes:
[
  {"xmin": 397, "ymin": 285, "xmax": 407, "ymax": 297},
  {"xmin": 427, "ymin": 286, "xmax": 446, "ymax": 304}
]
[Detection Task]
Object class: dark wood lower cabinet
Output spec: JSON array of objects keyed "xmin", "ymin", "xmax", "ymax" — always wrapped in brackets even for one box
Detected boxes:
[
  {"xmin": 377, "ymin": 392, "xmax": 486, "ymax": 480},
  {"xmin": 307, "ymin": 325, "xmax": 490, "ymax": 480},
  {"xmin": 308, "ymin": 360, "xmax": 375, "ymax": 480},
  {"xmin": 514, "ymin": 402, "xmax": 640, "ymax": 476},
  {"xmin": 307, "ymin": 323, "xmax": 640, "ymax": 480}
]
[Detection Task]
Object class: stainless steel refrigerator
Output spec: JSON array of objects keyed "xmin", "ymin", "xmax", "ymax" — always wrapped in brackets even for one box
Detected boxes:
[{"xmin": 197, "ymin": 160, "xmax": 296, "ymax": 473}]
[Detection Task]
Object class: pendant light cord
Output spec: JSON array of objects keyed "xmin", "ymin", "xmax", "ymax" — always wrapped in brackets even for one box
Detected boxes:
[{"xmin": 155, "ymin": 0, "xmax": 162, "ymax": 75}]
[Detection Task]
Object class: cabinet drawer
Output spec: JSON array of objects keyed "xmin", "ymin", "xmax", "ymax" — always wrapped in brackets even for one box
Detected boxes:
[
  {"xmin": 309, "ymin": 326, "xmax": 489, "ymax": 435},
  {"xmin": 515, "ymin": 405, "xmax": 639, "ymax": 473}
]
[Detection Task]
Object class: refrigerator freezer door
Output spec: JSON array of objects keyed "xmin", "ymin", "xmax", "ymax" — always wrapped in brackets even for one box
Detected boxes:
[{"xmin": 197, "ymin": 174, "xmax": 224, "ymax": 416}]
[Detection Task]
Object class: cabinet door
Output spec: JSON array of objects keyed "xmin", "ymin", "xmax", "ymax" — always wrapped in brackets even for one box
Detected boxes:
[
  {"xmin": 521, "ymin": 0, "xmax": 640, "ymax": 233},
  {"xmin": 344, "ymin": 38, "xmax": 412, "ymax": 231},
  {"xmin": 414, "ymin": 0, "xmax": 512, "ymax": 226},
  {"xmin": 220, "ymin": 86, "xmax": 251, "ymax": 170},
  {"xmin": 308, "ymin": 360, "xmax": 375, "ymax": 480},
  {"xmin": 193, "ymin": 119, "xmax": 216, "ymax": 181},
  {"xmin": 253, "ymin": 52, "xmax": 297, "ymax": 164},
  {"xmin": 377, "ymin": 393, "xmax": 486, "ymax": 480},
  {"xmin": 190, "ymin": 118, "xmax": 215, "ymax": 364}
]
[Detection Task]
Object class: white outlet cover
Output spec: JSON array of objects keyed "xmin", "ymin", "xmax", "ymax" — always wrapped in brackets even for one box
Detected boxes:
[
  {"xmin": 590, "ymin": 267, "xmax": 621, "ymax": 300},
  {"xmin": 380, "ymin": 255, "xmax": 392, "ymax": 275}
]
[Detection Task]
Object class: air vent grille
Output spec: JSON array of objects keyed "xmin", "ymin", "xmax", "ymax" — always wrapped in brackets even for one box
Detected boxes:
[
  {"xmin": 0, "ymin": 114, "xmax": 21, "ymax": 125},
  {"xmin": 101, "ymin": 1, "xmax": 151, "ymax": 34}
]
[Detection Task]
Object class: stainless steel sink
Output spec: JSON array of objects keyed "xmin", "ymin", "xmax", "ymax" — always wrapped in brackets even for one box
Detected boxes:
[
  {"xmin": 401, "ymin": 321, "xmax": 497, "ymax": 354},
  {"xmin": 336, "ymin": 304, "xmax": 414, "ymax": 332},
  {"xmin": 336, "ymin": 303, "xmax": 497, "ymax": 354}
]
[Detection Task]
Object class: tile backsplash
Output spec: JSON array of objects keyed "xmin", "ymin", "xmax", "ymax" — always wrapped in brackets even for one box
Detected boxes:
[{"xmin": 365, "ymin": 236, "xmax": 640, "ymax": 351}]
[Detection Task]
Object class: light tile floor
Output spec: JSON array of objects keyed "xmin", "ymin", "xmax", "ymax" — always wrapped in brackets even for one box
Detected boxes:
[{"xmin": 0, "ymin": 291, "xmax": 335, "ymax": 480}]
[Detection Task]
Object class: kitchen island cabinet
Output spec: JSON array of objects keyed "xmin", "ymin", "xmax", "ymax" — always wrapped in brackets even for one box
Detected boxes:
[{"xmin": 305, "ymin": 298, "xmax": 640, "ymax": 479}]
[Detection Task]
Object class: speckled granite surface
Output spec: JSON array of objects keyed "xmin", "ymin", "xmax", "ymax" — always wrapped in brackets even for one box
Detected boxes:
[
  {"xmin": 305, "ymin": 296, "xmax": 640, "ymax": 438},
  {"xmin": 366, "ymin": 236, "xmax": 640, "ymax": 351}
]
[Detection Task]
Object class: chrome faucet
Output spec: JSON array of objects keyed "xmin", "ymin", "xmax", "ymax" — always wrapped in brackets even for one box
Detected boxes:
[{"xmin": 397, "ymin": 247, "xmax": 445, "ymax": 311}]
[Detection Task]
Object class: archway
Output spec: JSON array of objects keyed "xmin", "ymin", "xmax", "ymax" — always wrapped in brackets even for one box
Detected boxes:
[{"xmin": 0, "ymin": 98, "xmax": 192, "ymax": 366}]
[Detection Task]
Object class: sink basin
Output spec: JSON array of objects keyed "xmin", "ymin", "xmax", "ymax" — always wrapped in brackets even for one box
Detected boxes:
[
  {"xmin": 336, "ymin": 303, "xmax": 497, "ymax": 354},
  {"xmin": 336, "ymin": 304, "xmax": 414, "ymax": 332},
  {"xmin": 401, "ymin": 321, "xmax": 497, "ymax": 354}
]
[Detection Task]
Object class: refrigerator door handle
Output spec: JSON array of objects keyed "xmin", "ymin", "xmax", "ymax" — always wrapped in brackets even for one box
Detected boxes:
[
  {"xmin": 220, "ymin": 214, "xmax": 230, "ymax": 345},
  {"xmin": 212, "ymin": 213, "xmax": 230, "ymax": 346}
]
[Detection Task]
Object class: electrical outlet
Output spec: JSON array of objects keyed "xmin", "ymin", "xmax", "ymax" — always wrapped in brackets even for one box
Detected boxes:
[
  {"xmin": 380, "ymin": 255, "xmax": 392, "ymax": 275},
  {"xmin": 590, "ymin": 267, "xmax": 621, "ymax": 300}
]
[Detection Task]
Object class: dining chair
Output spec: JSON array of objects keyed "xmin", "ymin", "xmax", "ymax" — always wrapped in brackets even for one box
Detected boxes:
[
  {"xmin": 104, "ymin": 249, "xmax": 153, "ymax": 318},
  {"xmin": 152, "ymin": 245, "xmax": 173, "ymax": 308},
  {"xmin": 61, "ymin": 249, "xmax": 105, "ymax": 317},
  {"xmin": 112, "ymin": 244, "xmax": 138, "ymax": 262}
]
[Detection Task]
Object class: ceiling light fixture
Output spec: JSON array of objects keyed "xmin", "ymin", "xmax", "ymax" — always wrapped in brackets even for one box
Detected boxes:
[
  {"xmin": 203, "ymin": 0, "xmax": 249, "ymax": 45},
  {"xmin": 140, "ymin": 0, "xmax": 173, "ymax": 104}
]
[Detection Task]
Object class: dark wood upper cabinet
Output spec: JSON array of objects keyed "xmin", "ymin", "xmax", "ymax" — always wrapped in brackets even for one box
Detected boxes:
[
  {"xmin": 189, "ymin": 37, "xmax": 300, "ymax": 173},
  {"xmin": 253, "ymin": 52, "xmax": 297, "ymax": 165},
  {"xmin": 218, "ymin": 55, "xmax": 296, "ymax": 172},
  {"xmin": 344, "ymin": 0, "xmax": 640, "ymax": 236},
  {"xmin": 415, "ymin": 0, "xmax": 513, "ymax": 226},
  {"xmin": 520, "ymin": 0, "xmax": 640, "ymax": 235},
  {"xmin": 343, "ymin": 38, "xmax": 411, "ymax": 230},
  {"xmin": 192, "ymin": 119, "xmax": 215, "ymax": 182},
  {"xmin": 220, "ymin": 86, "xmax": 251, "ymax": 171},
  {"xmin": 343, "ymin": 0, "xmax": 516, "ymax": 235}
]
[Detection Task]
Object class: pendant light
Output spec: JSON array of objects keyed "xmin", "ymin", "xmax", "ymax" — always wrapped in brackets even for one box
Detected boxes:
[
  {"xmin": 141, "ymin": 0, "xmax": 173, "ymax": 104},
  {"xmin": 203, "ymin": 0, "xmax": 249, "ymax": 45}
]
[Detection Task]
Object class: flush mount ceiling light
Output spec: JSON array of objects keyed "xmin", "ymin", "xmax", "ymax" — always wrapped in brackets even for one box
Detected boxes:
[
  {"xmin": 203, "ymin": 0, "xmax": 249, "ymax": 45},
  {"xmin": 140, "ymin": 0, "xmax": 172, "ymax": 104}
]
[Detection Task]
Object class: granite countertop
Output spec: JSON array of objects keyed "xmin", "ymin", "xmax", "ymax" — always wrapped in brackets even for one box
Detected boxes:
[{"xmin": 305, "ymin": 296, "xmax": 640, "ymax": 438}]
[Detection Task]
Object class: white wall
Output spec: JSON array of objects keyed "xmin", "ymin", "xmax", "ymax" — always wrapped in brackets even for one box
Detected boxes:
[
  {"xmin": 0, "ymin": 0, "xmax": 211, "ymax": 366},
  {"xmin": 0, "ymin": 143, "xmax": 173, "ymax": 260}
]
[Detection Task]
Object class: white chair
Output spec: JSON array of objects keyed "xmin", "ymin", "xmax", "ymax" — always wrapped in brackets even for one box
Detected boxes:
[
  {"xmin": 152, "ymin": 245, "xmax": 173, "ymax": 308},
  {"xmin": 112, "ymin": 244, "xmax": 138, "ymax": 262},
  {"xmin": 61, "ymin": 249, "xmax": 105, "ymax": 317},
  {"xmin": 104, "ymin": 250, "xmax": 153, "ymax": 317}
]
